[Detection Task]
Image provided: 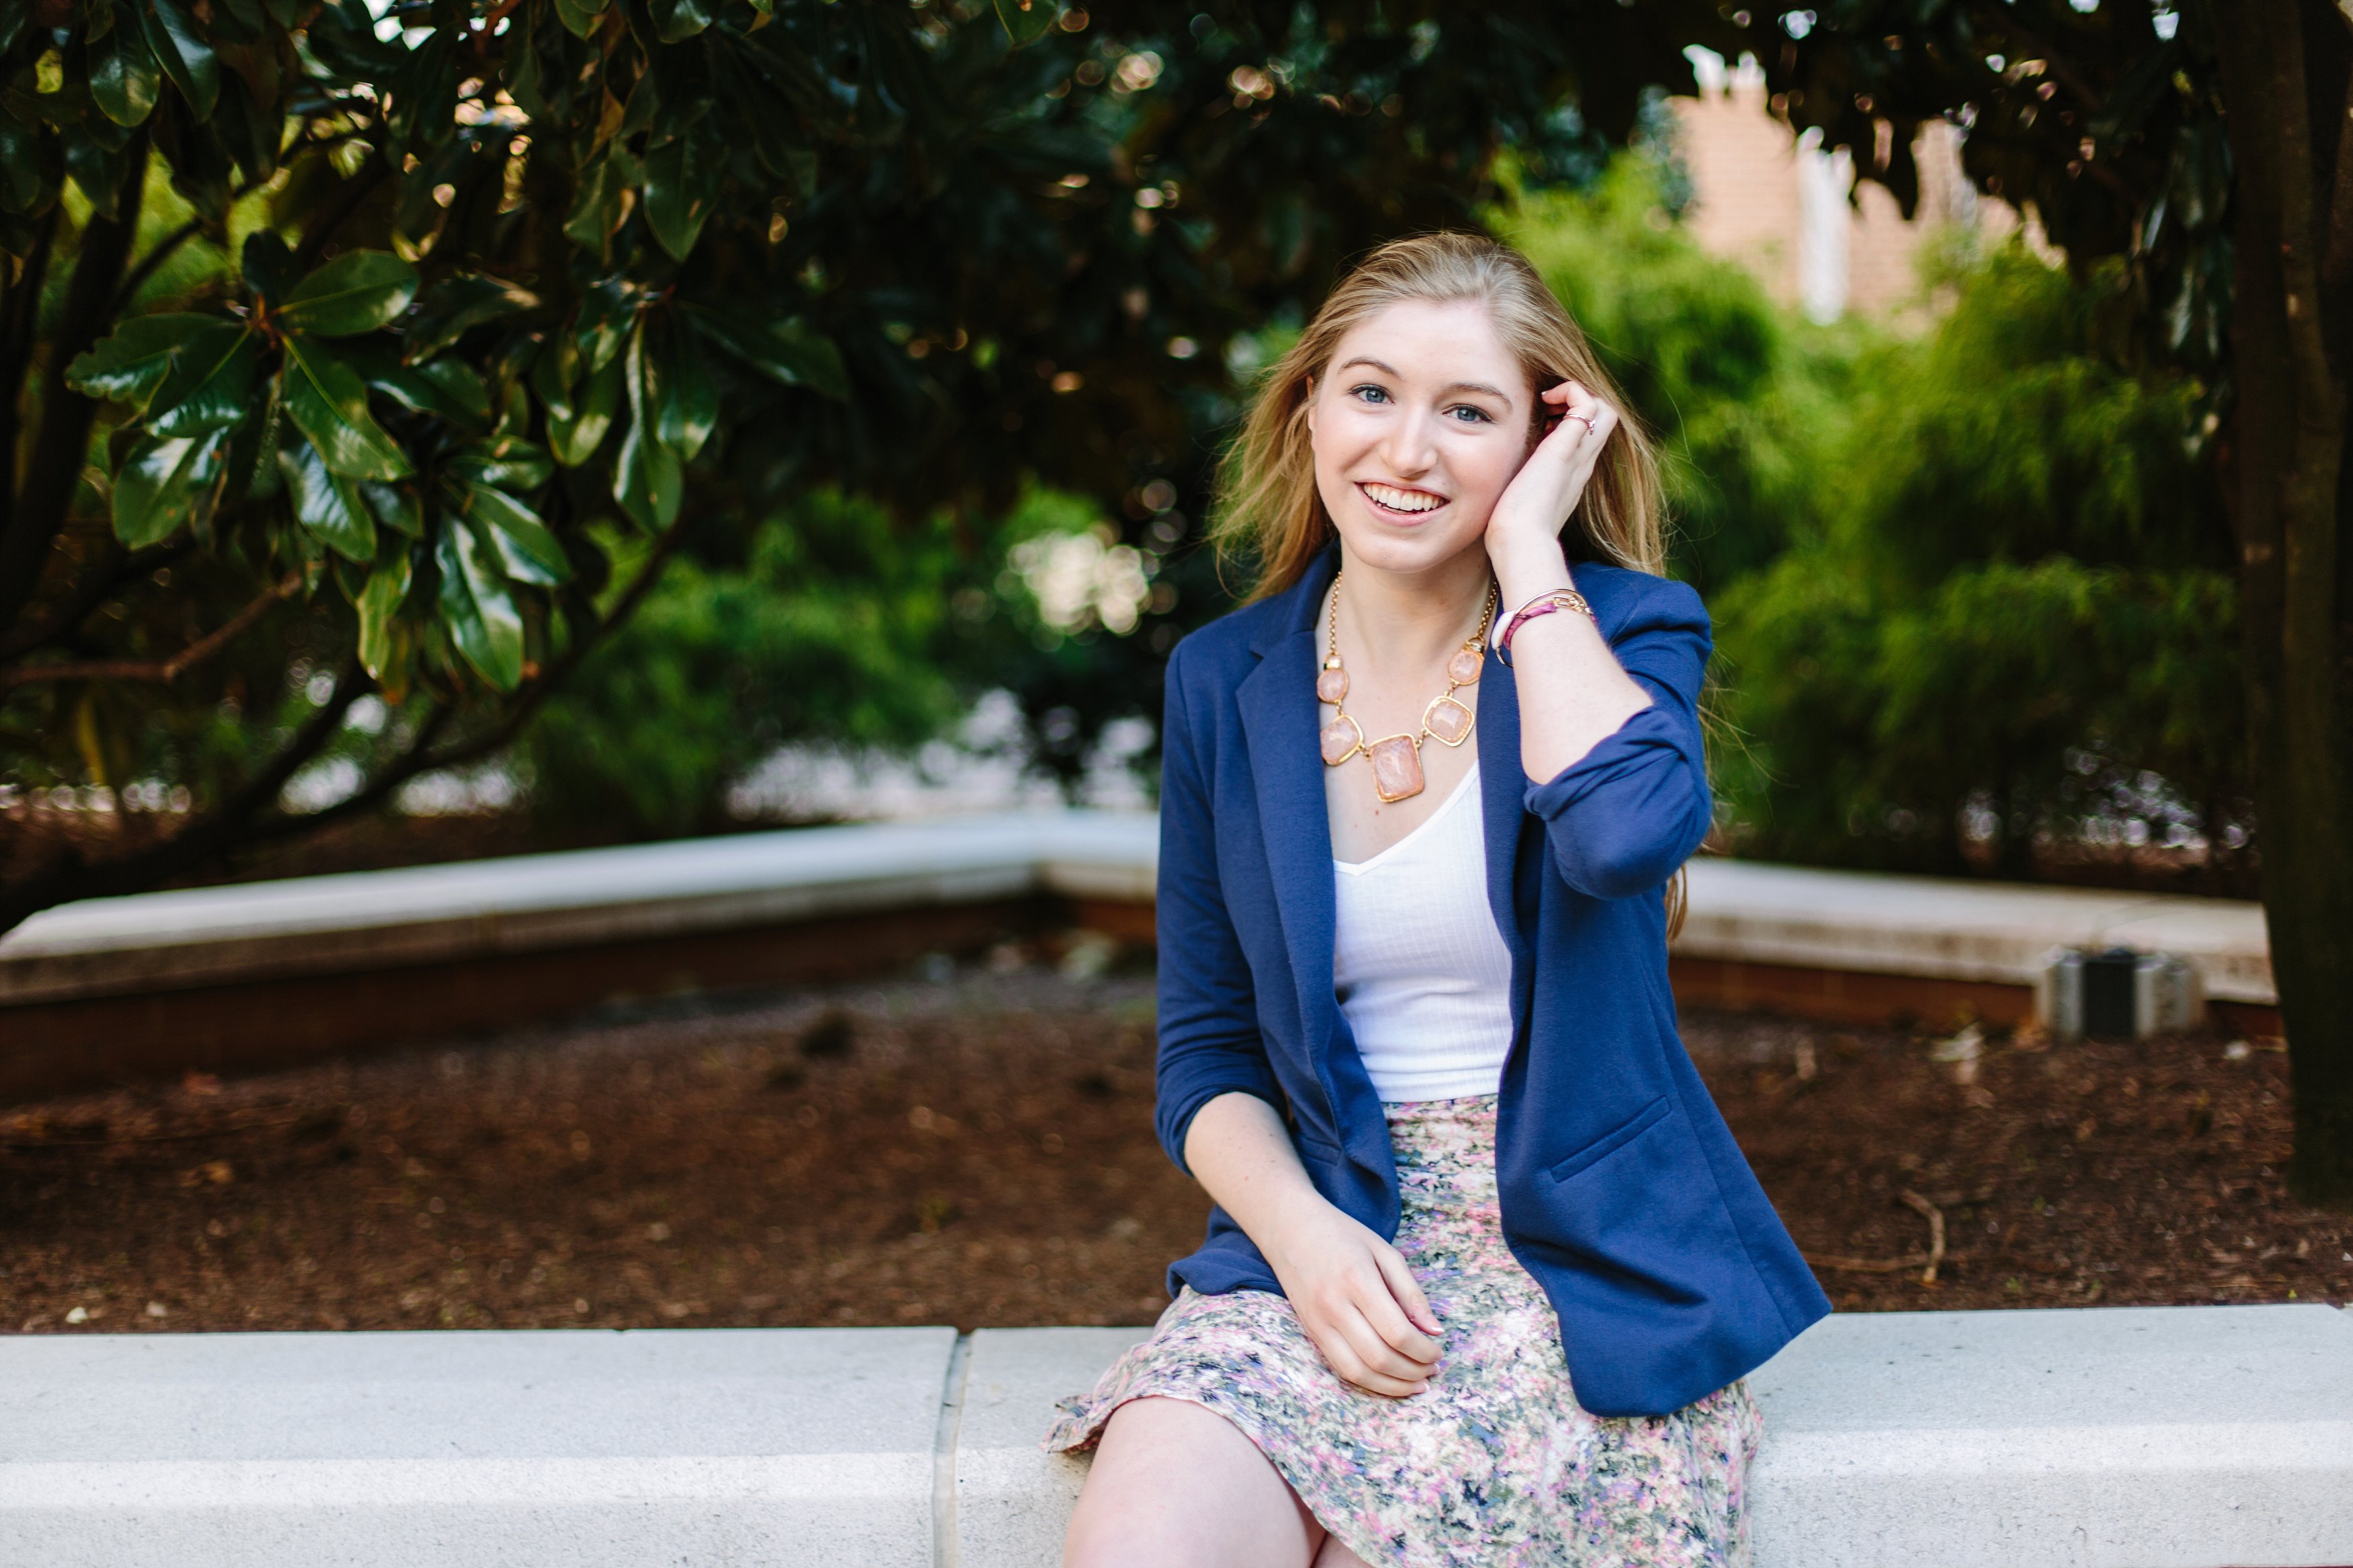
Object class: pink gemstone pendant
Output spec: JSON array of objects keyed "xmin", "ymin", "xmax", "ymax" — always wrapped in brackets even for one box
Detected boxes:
[
  {"xmin": 1446, "ymin": 647, "xmax": 1484, "ymax": 684},
  {"xmin": 1316, "ymin": 667, "xmax": 1349, "ymax": 704},
  {"xmin": 1320, "ymin": 715, "xmax": 1365, "ymax": 766},
  {"xmin": 1368, "ymin": 735, "xmax": 1425, "ymax": 801},
  {"xmin": 1423, "ymin": 694, "xmax": 1474, "ymax": 747}
]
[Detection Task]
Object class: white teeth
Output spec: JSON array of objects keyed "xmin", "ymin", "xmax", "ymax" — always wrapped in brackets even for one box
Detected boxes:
[{"xmin": 1364, "ymin": 483, "xmax": 1442, "ymax": 513}]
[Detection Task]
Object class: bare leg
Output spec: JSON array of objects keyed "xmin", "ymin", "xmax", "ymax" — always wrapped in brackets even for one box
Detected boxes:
[{"xmin": 1064, "ymin": 1396, "xmax": 1328, "ymax": 1568}]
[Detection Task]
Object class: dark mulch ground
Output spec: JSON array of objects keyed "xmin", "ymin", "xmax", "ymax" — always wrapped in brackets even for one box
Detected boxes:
[{"xmin": 1, "ymin": 962, "xmax": 2344, "ymax": 1335}]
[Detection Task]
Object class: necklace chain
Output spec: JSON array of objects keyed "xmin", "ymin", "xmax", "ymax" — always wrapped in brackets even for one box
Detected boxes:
[{"xmin": 1318, "ymin": 571, "xmax": 1497, "ymax": 802}]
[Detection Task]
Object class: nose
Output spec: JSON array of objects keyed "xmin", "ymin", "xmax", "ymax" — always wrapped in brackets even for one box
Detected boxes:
[{"xmin": 1378, "ymin": 405, "xmax": 1440, "ymax": 479}]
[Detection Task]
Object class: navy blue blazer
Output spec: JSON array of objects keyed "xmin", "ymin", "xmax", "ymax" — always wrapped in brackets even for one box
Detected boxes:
[{"xmin": 1152, "ymin": 542, "xmax": 1831, "ymax": 1418}]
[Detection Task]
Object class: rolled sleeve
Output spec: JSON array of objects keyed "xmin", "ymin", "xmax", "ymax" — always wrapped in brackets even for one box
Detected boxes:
[
  {"xmin": 1523, "ymin": 576, "xmax": 1715, "ymax": 901},
  {"xmin": 1152, "ymin": 643, "xmax": 1282, "ymax": 1175}
]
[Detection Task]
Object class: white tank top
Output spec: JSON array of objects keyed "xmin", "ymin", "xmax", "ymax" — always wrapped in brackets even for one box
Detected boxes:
[{"xmin": 1331, "ymin": 761, "xmax": 1517, "ymax": 1102}]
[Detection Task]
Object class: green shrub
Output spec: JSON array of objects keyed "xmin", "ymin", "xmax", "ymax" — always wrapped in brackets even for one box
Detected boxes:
[
  {"xmin": 1711, "ymin": 245, "xmax": 2246, "ymax": 887},
  {"xmin": 519, "ymin": 492, "xmax": 975, "ymax": 838}
]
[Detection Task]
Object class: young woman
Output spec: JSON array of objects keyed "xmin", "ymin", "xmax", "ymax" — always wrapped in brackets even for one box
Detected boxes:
[{"xmin": 1044, "ymin": 233, "xmax": 1831, "ymax": 1567}]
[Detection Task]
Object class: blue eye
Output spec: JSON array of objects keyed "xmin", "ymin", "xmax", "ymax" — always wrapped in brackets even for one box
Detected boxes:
[
  {"xmin": 1351, "ymin": 384, "xmax": 1390, "ymax": 404},
  {"xmin": 1448, "ymin": 405, "xmax": 1492, "ymax": 424}
]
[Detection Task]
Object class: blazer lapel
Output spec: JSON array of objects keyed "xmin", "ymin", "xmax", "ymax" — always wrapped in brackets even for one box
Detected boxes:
[
  {"xmin": 1477, "ymin": 645, "xmax": 1533, "ymax": 968},
  {"xmin": 1235, "ymin": 550, "xmax": 1343, "ymax": 1089}
]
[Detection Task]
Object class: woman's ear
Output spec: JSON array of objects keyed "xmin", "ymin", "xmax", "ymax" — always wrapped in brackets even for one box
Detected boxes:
[{"xmin": 1303, "ymin": 374, "xmax": 1316, "ymax": 437}]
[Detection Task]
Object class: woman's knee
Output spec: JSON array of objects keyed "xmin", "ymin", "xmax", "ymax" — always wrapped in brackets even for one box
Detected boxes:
[{"xmin": 1064, "ymin": 1397, "xmax": 1320, "ymax": 1568}]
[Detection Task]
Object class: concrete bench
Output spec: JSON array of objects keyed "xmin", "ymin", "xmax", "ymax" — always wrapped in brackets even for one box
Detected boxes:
[{"xmin": 5, "ymin": 1305, "xmax": 2346, "ymax": 1567}]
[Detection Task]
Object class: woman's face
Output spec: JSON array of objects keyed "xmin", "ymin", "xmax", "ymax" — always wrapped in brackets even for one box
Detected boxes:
[{"xmin": 1307, "ymin": 296, "xmax": 1538, "ymax": 579}]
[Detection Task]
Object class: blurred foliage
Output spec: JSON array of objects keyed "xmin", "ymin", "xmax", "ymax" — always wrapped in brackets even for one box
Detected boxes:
[
  {"xmin": 1505, "ymin": 153, "xmax": 1858, "ymax": 596},
  {"xmin": 518, "ymin": 491, "xmax": 972, "ymax": 837},
  {"xmin": 0, "ymin": 0, "xmax": 1758, "ymax": 924},
  {"xmin": 1710, "ymin": 245, "xmax": 2246, "ymax": 890}
]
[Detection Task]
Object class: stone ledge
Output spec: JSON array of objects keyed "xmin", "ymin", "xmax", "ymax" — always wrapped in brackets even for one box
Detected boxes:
[
  {"xmin": 10, "ymin": 1307, "xmax": 2340, "ymax": 1567},
  {"xmin": 0, "ymin": 1325, "xmax": 954, "ymax": 1568},
  {"xmin": 1675, "ymin": 858, "xmax": 2274, "ymax": 1005},
  {"xmin": 0, "ymin": 813, "xmax": 2272, "ymax": 1012},
  {"xmin": 0, "ymin": 811, "xmax": 1157, "ymax": 1006},
  {"xmin": 943, "ymin": 1306, "xmax": 2353, "ymax": 1568}
]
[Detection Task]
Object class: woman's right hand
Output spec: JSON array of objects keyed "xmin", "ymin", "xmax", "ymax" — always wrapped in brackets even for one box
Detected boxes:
[
  {"xmin": 1182, "ymin": 1091, "xmax": 1443, "ymax": 1397},
  {"xmin": 1257, "ymin": 1192, "xmax": 1443, "ymax": 1397}
]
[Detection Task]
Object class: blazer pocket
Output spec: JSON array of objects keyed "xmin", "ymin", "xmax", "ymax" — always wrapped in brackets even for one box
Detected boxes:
[{"xmin": 1544, "ymin": 1094, "xmax": 1671, "ymax": 1184}]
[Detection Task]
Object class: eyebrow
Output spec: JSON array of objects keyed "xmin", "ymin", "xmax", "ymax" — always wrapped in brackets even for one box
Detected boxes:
[{"xmin": 1335, "ymin": 357, "xmax": 1514, "ymax": 403}]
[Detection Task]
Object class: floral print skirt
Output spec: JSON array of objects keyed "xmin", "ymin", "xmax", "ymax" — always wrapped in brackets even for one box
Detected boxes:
[{"xmin": 1041, "ymin": 1094, "xmax": 1763, "ymax": 1567}]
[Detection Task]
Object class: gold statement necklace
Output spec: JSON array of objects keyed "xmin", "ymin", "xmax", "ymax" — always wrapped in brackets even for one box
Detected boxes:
[{"xmin": 1317, "ymin": 572, "xmax": 1498, "ymax": 802}]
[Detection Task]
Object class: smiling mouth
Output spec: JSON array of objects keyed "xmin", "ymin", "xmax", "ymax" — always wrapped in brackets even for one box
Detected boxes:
[{"xmin": 1359, "ymin": 481, "xmax": 1447, "ymax": 517}]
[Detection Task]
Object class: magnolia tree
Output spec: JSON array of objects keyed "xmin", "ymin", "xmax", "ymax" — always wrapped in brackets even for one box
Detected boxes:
[
  {"xmin": 1757, "ymin": 0, "xmax": 2352, "ymax": 1206},
  {"xmin": 0, "ymin": 0, "xmax": 1741, "ymax": 925}
]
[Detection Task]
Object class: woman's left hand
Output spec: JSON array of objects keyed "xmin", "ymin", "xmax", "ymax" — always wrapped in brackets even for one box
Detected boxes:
[{"xmin": 1483, "ymin": 379, "xmax": 1618, "ymax": 579}]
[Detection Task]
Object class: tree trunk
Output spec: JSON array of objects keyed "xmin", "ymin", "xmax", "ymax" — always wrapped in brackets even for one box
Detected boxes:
[
  {"xmin": 2210, "ymin": 0, "xmax": 2353, "ymax": 1209},
  {"xmin": 0, "ymin": 135, "xmax": 147, "ymax": 638}
]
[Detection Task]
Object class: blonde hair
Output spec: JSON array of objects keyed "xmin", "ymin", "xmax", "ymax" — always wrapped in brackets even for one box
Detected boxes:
[
  {"xmin": 1210, "ymin": 231, "xmax": 1695, "ymax": 938},
  {"xmin": 1210, "ymin": 231, "xmax": 1669, "ymax": 601}
]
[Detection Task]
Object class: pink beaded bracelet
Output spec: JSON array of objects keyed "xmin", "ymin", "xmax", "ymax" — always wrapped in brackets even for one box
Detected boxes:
[{"xmin": 1492, "ymin": 588, "xmax": 1595, "ymax": 667}]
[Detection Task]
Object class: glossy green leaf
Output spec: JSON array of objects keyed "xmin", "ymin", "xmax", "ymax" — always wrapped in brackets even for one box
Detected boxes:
[
  {"xmin": 551, "ymin": 0, "xmax": 609, "ymax": 40},
  {"xmin": 454, "ymin": 479, "xmax": 570, "ymax": 585},
  {"xmin": 614, "ymin": 324, "xmax": 680, "ymax": 528},
  {"xmin": 282, "ymin": 336, "xmax": 412, "ymax": 481},
  {"xmin": 111, "ymin": 427, "xmax": 231, "ymax": 548},
  {"xmin": 63, "ymin": 120, "xmax": 141, "ymax": 221},
  {"xmin": 210, "ymin": 66, "xmax": 284, "ymax": 185},
  {"xmin": 685, "ymin": 305, "xmax": 848, "ymax": 400},
  {"xmin": 993, "ymin": 0, "xmax": 1057, "ymax": 47},
  {"xmin": 0, "ymin": 113, "xmax": 59, "ymax": 216},
  {"xmin": 405, "ymin": 274, "xmax": 541, "ymax": 362},
  {"xmin": 356, "ymin": 537, "xmax": 413, "ymax": 682},
  {"xmin": 530, "ymin": 333, "xmax": 581, "ymax": 421},
  {"xmin": 65, "ymin": 313, "xmax": 237, "ymax": 413},
  {"xmin": 448, "ymin": 436, "xmax": 556, "ymax": 494},
  {"xmin": 340, "ymin": 343, "xmax": 492, "ymax": 428},
  {"xmin": 277, "ymin": 436, "xmax": 378, "ymax": 562},
  {"xmin": 361, "ymin": 480, "xmax": 425, "ymax": 538},
  {"xmin": 574, "ymin": 281, "xmax": 637, "ymax": 374},
  {"xmin": 547, "ymin": 353, "xmax": 623, "ymax": 467},
  {"xmin": 147, "ymin": 326, "xmax": 262, "ymax": 437},
  {"xmin": 276, "ymin": 250, "xmax": 420, "ymax": 337},
  {"xmin": 436, "ymin": 522, "xmax": 524, "ymax": 690},
  {"xmin": 141, "ymin": 0, "xmax": 221, "ymax": 121},
  {"xmin": 647, "ymin": 0, "xmax": 715, "ymax": 42},
  {"xmin": 90, "ymin": 10, "xmax": 161, "ymax": 127},
  {"xmin": 655, "ymin": 327, "xmax": 718, "ymax": 459},
  {"xmin": 643, "ymin": 132, "xmax": 722, "ymax": 263},
  {"xmin": 562, "ymin": 146, "xmax": 639, "ymax": 254}
]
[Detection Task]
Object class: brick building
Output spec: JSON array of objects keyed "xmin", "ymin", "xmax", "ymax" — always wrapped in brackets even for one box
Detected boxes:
[{"xmin": 1673, "ymin": 51, "xmax": 2022, "ymax": 322}]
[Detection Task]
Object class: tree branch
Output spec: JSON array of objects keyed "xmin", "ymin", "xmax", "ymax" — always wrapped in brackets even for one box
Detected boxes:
[
  {"xmin": 0, "ymin": 208, "xmax": 61, "ymax": 514},
  {"xmin": 0, "ymin": 129, "xmax": 149, "ymax": 640},
  {"xmin": 237, "ymin": 509, "xmax": 698, "ymax": 848},
  {"xmin": 0, "ymin": 538, "xmax": 193, "ymax": 663},
  {"xmin": 0, "ymin": 572, "xmax": 300, "ymax": 690},
  {"xmin": 0, "ymin": 507, "xmax": 696, "ymax": 935},
  {"xmin": 0, "ymin": 656, "xmax": 368, "ymax": 933},
  {"xmin": 112, "ymin": 206, "xmax": 230, "ymax": 315},
  {"xmin": 110, "ymin": 169, "xmax": 270, "ymax": 314}
]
